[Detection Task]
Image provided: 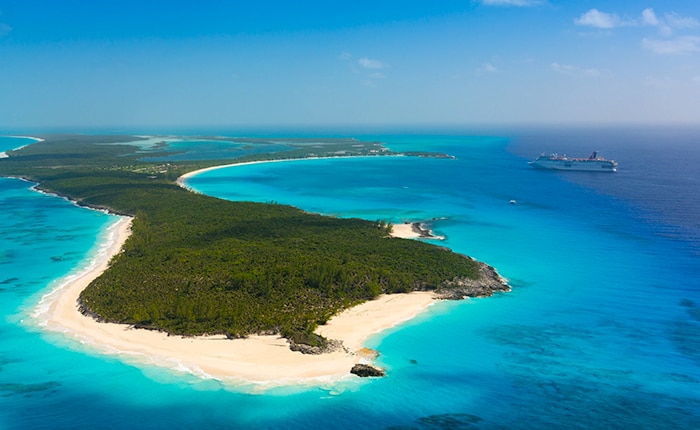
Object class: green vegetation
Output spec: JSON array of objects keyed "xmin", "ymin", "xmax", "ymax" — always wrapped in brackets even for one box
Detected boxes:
[{"xmin": 0, "ymin": 135, "xmax": 484, "ymax": 344}]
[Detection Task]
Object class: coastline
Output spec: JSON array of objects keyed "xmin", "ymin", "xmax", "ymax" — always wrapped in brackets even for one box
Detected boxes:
[
  {"xmin": 391, "ymin": 222, "xmax": 445, "ymax": 240},
  {"xmin": 4, "ymin": 135, "xmax": 45, "ymax": 141},
  {"xmin": 0, "ymin": 135, "xmax": 45, "ymax": 158},
  {"xmin": 175, "ymin": 155, "xmax": 411, "ymax": 191},
  {"xmin": 35, "ymin": 210, "xmax": 439, "ymax": 387},
  {"xmin": 390, "ymin": 223, "xmax": 422, "ymax": 239},
  {"xmin": 176, "ymin": 159, "xmax": 292, "ymax": 190}
]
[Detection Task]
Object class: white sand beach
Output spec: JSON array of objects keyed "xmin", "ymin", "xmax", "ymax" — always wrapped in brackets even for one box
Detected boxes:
[
  {"xmin": 175, "ymin": 155, "xmax": 411, "ymax": 190},
  {"xmin": 176, "ymin": 158, "xmax": 320, "ymax": 190},
  {"xmin": 4, "ymin": 135, "xmax": 45, "ymax": 143},
  {"xmin": 0, "ymin": 136, "xmax": 44, "ymax": 158},
  {"xmin": 390, "ymin": 223, "xmax": 422, "ymax": 239},
  {"xmin": 38, "ymin": 214, "xmax": 438, "ymax": 386}
]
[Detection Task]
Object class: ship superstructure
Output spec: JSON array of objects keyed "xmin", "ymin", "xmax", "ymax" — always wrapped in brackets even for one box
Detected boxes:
[{"xmin": 529, "ymin": 151, "xmax": 617, "ymax": 172}]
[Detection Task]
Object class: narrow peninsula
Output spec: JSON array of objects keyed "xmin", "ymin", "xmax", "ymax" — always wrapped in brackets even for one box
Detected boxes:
[{"xmin": 1, "ymin": 134, "xmax": 509, "ymax": 385}]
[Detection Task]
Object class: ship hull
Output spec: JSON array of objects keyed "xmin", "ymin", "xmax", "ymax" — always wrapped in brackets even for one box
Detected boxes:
[{"xmin": 529, "ymin": 160, "xmax": 617, "ymax": 172}]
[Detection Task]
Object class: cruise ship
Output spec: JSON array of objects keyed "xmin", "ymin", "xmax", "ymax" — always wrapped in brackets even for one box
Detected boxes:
[{"xmin": 529, "ymin": 151, "xmax": 617, "ymax": 172}]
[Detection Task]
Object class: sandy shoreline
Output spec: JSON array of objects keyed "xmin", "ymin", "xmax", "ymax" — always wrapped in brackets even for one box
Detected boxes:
[
  {"xmin": 0, "ymin": 135, "xmax": 44, "ymax": 158},
  {"xmin": 175, "ymin": 158, "xmax": 314, "ymax": 191},
  {"xmin": 390, "ymin": 223, "xmax": 423, "ymax": 239},
  {"xmin": 176, "ymin": 158, "xmax": 323, "ymax": 190},
  {"xmin": 36, "ymin": 212, "xmax": 438, "ymax": 387},
  {"xmin": 175, "ymin": 155, "xmax": 412, "ymax": 190}
]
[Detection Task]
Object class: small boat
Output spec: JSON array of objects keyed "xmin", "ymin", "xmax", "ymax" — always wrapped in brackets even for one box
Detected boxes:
[{"xmin": 529, "ymin": 151, "xmax": 617, "ymax": 172}]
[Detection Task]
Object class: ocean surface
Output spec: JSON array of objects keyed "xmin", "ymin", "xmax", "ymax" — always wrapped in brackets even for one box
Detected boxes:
[{"xmin": 1, "ymin": 127, "xmax": 699, "ymax": 429}]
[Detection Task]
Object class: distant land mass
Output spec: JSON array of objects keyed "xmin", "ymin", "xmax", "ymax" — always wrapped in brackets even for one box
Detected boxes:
[{"xmin": 0, "ymin": 134, "xmax": 508, "ymax": 350}]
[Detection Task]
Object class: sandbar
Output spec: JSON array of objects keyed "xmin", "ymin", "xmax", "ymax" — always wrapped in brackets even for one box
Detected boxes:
[{"xmin": 36, "ymin": 214, "xmax": 438, "ymax": 387}]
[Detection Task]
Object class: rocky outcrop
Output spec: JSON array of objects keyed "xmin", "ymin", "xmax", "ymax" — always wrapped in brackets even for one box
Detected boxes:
[
  {"xmin": 406, "ymin": 221, "xmax": 445, "ymax": 239},
  {"xmin": 288, "ymin": 338, "xmax": 344, "ymax": 355},
  {"xmin": 435, "ymin": 259, "xmax": 511, "ymax": 299},
  {"xmin": 350, "ymin": 363, "xmax": 385, "ymax": 377}
]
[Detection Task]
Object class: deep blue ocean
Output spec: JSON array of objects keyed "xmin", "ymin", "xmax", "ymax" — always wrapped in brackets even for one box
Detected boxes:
[{"xmin": 1, "ymin": 128, "xmax": 699, "ymax": 429}]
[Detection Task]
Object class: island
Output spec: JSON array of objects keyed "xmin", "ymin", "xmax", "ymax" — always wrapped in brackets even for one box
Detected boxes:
[{"xmin": 1, "ymin": 134, "xmax": 509, "ymax": 385}]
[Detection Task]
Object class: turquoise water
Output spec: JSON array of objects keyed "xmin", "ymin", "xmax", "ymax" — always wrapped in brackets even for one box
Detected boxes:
[
  {"xmin": 1, "ymin": 130, "xmax": 699, "ymax": 429},
  {"xmin": 0, "ymin": 136, "xmax": 38, "ymax": 154}
]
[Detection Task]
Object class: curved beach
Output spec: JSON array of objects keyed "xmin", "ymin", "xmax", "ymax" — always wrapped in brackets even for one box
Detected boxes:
[
  {"xmin": 0, "ymin": 135, "xmax": 44, "ymax": 158},
  {"xmin": 176, "ymin": 157, "xmax": 365, "ymax": 189},
  {"xmin": 37, "ymin": 205, "xmax": 438, "ymax": 386}
]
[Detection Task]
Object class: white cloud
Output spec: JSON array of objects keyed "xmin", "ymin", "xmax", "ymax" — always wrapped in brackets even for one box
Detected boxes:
[
  {"xmin": 479, "ymin": 0, "xmax": 544, "ymax": 6},
  {"xmin": 476, "ymin": 62, "xmax": 498, "ymax": 75},
  {"xmin": 665, "ymin": 12, "xmax": 699, "ymax": 30},
  {"xmin": 643, "ymin": 36, "xmax": 700, "ymax": 55},
  {"xmin": 641, "ymin": 9, "xmax": 698, "ymax": 36},
  {"xmin": 483, "ymin": 63, "xmax": 498, "ymax": 73},
  {"xmin": 641, "ymin": 8, "xmax": 672, "ymax": 35},
  {"xmin": 550, "ymin": 62, "xmax": 573, "ymax": 73},
  {"xmin": 341, "ymin": 53, "xmax": 389, "ymax": 85},
  {"xmin": 576, "ymin": 8, "xmax": 699, "ymax": 32},
  {"xmin": 358, "ymin": 57, "xmax": 387, "ymax": 70},
  {"xmin": 642, "ymin": 8, "xmax": 659, "ymax": 26},
  {"xmin": 551, "ymin": 62, "xmax": 600, "ymax": 78},
  {"xmin": 575, "ymin": 9, "xmax": 622, "ymax": 29}
]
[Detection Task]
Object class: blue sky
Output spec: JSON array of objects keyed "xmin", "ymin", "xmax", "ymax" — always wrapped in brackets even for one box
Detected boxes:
[{"xmin": 1, "ymin": 0, "xmax": 699, "ymax": 129}]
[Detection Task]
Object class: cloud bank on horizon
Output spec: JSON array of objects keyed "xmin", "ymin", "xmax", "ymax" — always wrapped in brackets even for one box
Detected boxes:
[{"xmin": 0, "ymin": 1, "xmax": 699, "ymax": 129}]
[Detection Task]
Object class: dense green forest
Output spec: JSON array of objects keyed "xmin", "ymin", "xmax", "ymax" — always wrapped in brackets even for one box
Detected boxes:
[{"xmin": 0, "ymin": 135, "xmax": 506, "ymax": 347}]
